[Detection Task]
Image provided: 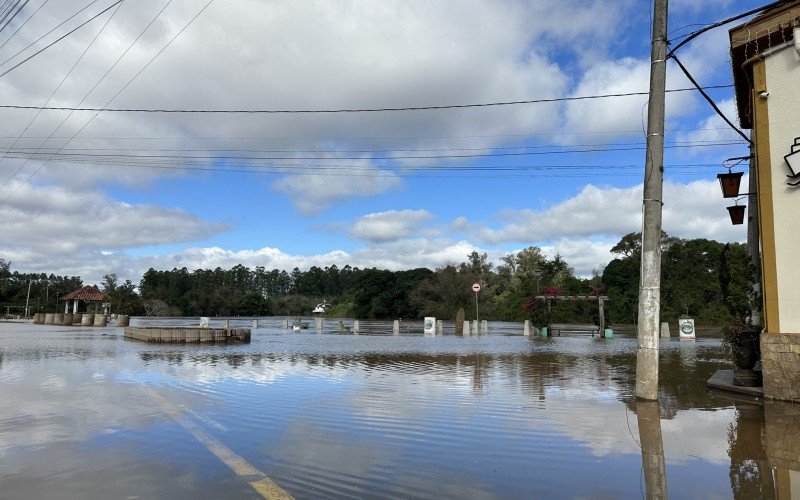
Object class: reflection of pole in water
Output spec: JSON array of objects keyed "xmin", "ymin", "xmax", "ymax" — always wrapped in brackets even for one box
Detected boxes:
[{"xmin": 636, "ymin": 400, "xmax": 667, "ymax": 499}]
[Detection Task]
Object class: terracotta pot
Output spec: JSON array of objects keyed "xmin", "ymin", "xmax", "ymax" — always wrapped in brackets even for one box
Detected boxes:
[{"xmin": 735, "ymin": 331, "xmax": 760, "ymax": 370}]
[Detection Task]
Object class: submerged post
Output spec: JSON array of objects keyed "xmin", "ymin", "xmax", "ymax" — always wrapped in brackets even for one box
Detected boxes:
[
  {"xmin": 636, "ymin": 0, "xmax": 668, "ymax": 401},
  {"xmin": 524, "ymin": 320, "xmax": 531, "ymax": 336},
  {"xmin": 393, "ymin": 319, "xmax": 400, "ymax": 334}
]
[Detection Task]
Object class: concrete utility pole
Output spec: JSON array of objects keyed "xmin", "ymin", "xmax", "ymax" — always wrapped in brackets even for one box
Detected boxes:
[
  {"xmin": 636, "ymin": 0, "xmax": 668, "ymax": 401},
  {"xmin": 747, "ymin": 142, "xmax": 761, "ymax": 327}
]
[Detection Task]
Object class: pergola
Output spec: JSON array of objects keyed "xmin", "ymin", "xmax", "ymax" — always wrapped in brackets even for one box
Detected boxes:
[{"xmin": 60, "ymin": 285, "xmax": 110, "ymax": 314}]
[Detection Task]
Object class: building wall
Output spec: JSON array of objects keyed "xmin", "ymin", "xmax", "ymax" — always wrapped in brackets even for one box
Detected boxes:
[
  {"xmin": 766, "ymin": 46, "xmax": 800, "ymax": 333},
  {"xmin": 760, "ymin": 46, "xmax": 800, "ymax": 401}
]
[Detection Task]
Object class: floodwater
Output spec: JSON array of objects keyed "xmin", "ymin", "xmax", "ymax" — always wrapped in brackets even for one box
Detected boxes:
[{"xmin": 0, "ymin": 319, "xmax": 795, "ymax": 499}]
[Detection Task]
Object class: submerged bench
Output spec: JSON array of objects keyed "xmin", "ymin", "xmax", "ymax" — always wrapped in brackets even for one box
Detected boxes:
[
  {"xmin": 548, "ymin": 323, "xmax": 601, "ymax": 337},
  {"xmin": 124, "ymin": 326, "xmax": 251, "ymax": 343}
]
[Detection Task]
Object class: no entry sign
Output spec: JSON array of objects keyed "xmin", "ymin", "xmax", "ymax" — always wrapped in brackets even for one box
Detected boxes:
[{"xmin": 472, "ymin": 283, "xmax": 481, "ymax": 293}]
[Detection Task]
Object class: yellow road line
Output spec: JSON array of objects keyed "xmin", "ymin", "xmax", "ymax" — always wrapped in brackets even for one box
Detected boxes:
[{"xmin": 138, "ymin": 385, "xmax": 293, "ymax": 499}]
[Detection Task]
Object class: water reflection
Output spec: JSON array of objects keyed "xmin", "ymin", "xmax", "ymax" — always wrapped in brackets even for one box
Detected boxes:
[
  {"xmin": 636, "ymin": 400, "xmax": 667, "ymax": 499},
  {"xmin": 3, "ymin": 321, "xmax": 800, "ymax": 498}
]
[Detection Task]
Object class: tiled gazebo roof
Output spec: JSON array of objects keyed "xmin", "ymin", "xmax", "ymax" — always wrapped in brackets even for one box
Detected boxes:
[{"xmin": 61, "ymin": 285, "xmax": 108, "ymax": 302}]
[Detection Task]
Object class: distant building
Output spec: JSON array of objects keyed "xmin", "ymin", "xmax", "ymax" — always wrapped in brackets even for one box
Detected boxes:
[
  {"xmin": 729, "ymin": 2, "xmax": 800, "ymax": 401},
  {"xmin": 60, "ymin": 285, "xmax": 110, "ymax": 315}
]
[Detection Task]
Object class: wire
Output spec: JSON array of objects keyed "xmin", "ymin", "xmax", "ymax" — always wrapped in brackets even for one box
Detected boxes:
[
  {"xmin": 0, "ymin": 0, "xmax": 46, "ymax": 52},
  {"xmin": 0, "ymin": 141, "xmax": 745, "ymax": 162},
  {"xmin": 0, "ymin": 84, "xmax": 735, "ymax": 113},
  {"xmin": 0, "ymin": 0, "xmax": 99, "ymax": 67},
  {"xmin": 0, "ymin": 0, "xmax": 124, "ymax": 191},
  {"xmin": 0, "ymin": 0, "xmax": 122, "ymax": 79},
  {"xmin": 669, "ymin": 54, "xmax": 751, "ymax": 144},
  {"xmin": 667, "ymin": 0, "xmax": 794, "ymax": 57},
  {"xmin": 0, "ymin": 138, "xmax": 746, "ymax": 155},
  {"xmin": 0, "ymin": 0, "xmax": 215, "ymax": 206},
  {"xmin": 0, "ymin": 0, "xmax": 27, "ymax": 33}
]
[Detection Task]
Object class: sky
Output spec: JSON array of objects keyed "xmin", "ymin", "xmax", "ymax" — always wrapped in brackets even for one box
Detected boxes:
[{"xmin": 0, "ymin": 0, "xmax": 758, "ymax": 285}]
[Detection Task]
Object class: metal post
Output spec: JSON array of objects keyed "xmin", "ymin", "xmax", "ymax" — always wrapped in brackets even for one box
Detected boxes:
[
  {"xmin": 474, "ymin": 291, "xmax": 479, "ymax": 329},
  {"xmin": 636, "ymin": 0, "xmax": 668, "ymax": 401}
]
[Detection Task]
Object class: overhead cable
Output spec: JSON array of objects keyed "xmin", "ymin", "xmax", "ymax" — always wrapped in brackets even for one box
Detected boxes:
[{"xmin": 0, "ymin": 84, "xmax": 735, "ymax": 114}]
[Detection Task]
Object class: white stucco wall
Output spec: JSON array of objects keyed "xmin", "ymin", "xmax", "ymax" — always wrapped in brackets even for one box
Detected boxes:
[{"xmin": 766, "ymin": 45, "xmax": 800, "ymax": 333}]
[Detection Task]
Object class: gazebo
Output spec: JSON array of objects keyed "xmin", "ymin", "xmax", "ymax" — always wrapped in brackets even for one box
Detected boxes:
[{"xmin": 61, "ymin": 285, "xmax": 110, "ymax": 315}]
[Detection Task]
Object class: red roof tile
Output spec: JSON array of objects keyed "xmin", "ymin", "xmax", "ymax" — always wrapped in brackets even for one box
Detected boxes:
[{"xmin": 61, "ymin": 285, "xmax": 108, "ymax": 302}]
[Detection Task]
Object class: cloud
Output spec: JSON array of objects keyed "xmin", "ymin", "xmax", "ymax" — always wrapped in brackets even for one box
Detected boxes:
[
  {"xmin": 0, "ymin": 183, "xmax": 224, "ymax": 272},
  {"xmin": 272, "ymin": 165, "xmax": 402, "ymax": 215},
  {"xmin": 459, "ymin": 179, "xmax": 746, "ymax": 245},
  {"xmin": 347, "ymin": 209, "xmax": 434, "ymax": 242}
]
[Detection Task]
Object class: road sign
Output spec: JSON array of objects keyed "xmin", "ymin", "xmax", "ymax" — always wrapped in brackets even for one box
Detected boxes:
[{"xmin": 472, "ymin": 283, "xmax": 481, "ymax": 292}]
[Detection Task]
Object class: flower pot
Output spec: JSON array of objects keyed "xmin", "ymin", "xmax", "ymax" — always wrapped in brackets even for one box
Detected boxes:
[
  {"xmin": 733, "ymin": 330, "xmax": 762, "ymax": 387},
  {"xmin": 718, "ymin": 171, "xmax": 744, "ymax": 198},
  {"xmin": 728, "ymin": 205, "xmax": 746, "ymax": 225}
]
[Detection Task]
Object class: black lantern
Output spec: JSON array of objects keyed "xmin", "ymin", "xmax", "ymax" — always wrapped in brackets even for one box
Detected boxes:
[
  {"xmin": 727, "ymin": 204, "xmax": 746, "ymax": 225},
  {"xmin": 718, "ymin": 171, "xmax": 744, "ymax": 198}
]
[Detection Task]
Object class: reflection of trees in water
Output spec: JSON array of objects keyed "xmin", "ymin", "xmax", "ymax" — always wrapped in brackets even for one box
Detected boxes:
[{"xmin": 727, "ymin": 402, "xmax": 774, "ymax": 499}]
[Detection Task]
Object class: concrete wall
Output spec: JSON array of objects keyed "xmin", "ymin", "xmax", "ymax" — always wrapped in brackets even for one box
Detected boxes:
[
  {"xmin": 766, "ymin": 47, "xmax": 800, "ymax": 333},
  {"xmin": 124, "ymin": 327, "xmax": 251, "ymax": 343}
]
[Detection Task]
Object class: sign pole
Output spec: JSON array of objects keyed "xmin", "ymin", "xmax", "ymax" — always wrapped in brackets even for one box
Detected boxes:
[{"xmin": 472, "ymin": 283, "xmax": 481, "ymax": 332}]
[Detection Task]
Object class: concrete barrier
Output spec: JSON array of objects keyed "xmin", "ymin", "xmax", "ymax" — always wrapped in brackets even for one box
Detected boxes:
[
  {"xmin": 81, "ymin": 314, "xmax": 94, "ymax": 326},
  {"xmin": 72, "ymin": 313, "xmax": 83, "ymax": 325},
  {"xmin": 393, "ymin": 320, "xmax": 400, "ymax": 334},
  {"xmin": 63, "ymin": 313, "xmax": 73, "ymax": 325},
  {"xmin": 53, "ymin": 313, "xmax": 64, "ymax": 325},
  {"xmin": 123, "ymin": 327, "xmax": 250, "ymax": 343},
  {"xmin": 116, "ymin": 315, "xmax": 130, "ymax": 327},
  {"xmin": 94, "ymin": 314, "xmax": 107, "ymax": 327},
  {"xmin": 463, "ymin": 320, "xmax": 471, "ymax": 336},
  {"xmin": 33, "ymin": 313, "xmax": 44, "ymax": 324},
  {"xmin": 44, "ymin": 313, "xmax": 54, "ymax": 325}
]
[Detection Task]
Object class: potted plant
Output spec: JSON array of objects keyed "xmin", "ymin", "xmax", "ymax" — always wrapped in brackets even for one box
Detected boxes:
[{"xmin": 721, "ymin": 322, "xmax": 762, "ymax": 387}]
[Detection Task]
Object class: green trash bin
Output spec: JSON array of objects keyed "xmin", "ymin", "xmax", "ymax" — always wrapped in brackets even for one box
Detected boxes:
[
  {"xmin": 604, "ymin": 328, "xmax": 613, "ymax": 339},
  {"xmin": 541, "ymin": 326, "xmax": 548, "ymax": 338}
]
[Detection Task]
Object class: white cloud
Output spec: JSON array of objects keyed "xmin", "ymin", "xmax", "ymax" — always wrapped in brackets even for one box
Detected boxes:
[
  {"xmin": 459, "ymin": 179, "xmax": 746, "ymax": 245},
  {"xmin": 348, "ymin": 209, "xmax": 434, "ymax": 242}
]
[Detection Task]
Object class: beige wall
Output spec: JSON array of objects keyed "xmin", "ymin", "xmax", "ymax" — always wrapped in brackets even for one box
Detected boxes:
[{"xmin": 766, "ymin": 46, "xmax": 800, "ymax": 334}]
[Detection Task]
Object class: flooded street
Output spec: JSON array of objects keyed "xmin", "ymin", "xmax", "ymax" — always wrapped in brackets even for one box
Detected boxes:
[{"xmin": 0, "ymin": 320, "xmax": 793, "ymax": 499}]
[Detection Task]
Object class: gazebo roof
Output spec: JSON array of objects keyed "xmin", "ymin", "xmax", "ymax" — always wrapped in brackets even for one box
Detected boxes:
[{"xmin": 61, "ymin": 285, "xmax": 109, "ymax": 302}]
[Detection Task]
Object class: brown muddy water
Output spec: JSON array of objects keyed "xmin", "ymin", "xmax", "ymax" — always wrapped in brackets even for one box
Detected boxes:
[{"xmin": 0, "ymin": 319, "xmax": 795, "ymax": 499}]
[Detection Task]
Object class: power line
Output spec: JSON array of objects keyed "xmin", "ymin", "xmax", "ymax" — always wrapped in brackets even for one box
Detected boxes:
[
  {"xmin": 0, "ymin": 138, "xmax": 746, "ymax": 155},
  {"xmin": 0, "ymin": 0, "xmax": 124, "ymax": 191},
  {"xmin": 0, "ymin": 0, "xmax": 99, "ymax": 68},
  {"xmin": 0, "ymin": 0, "xmax": 47, "ymax": 52},
  {"xmin": 0, "ymin": 84, "xmax": 734, "ymax": 113},
  {"xmin": 0, "ymin": 0, "xmax": 28, "ymax": 33},
  {"xmin": 0, "ymin": 0, "xmax": 122, "ymax": 79},
  {"xmin": 0, "ymin": 0, "xmax": 215, "ymax": 206},
  {"xmin": 0, "ymin": 140, "xmax": 745, "ymax": 162}
]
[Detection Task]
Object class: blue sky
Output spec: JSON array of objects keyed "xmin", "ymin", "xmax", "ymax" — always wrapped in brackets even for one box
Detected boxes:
[{"xmin": 0, "ymin": 0, "xmax": 758, "ymax": 283}]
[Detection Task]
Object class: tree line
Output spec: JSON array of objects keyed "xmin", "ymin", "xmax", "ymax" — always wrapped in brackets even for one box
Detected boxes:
[{"xmin": 1, "ymin": 233, "xmax": 756, "ymax": 325}]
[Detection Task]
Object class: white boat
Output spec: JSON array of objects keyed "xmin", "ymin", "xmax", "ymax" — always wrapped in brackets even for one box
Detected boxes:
[{"xmin": 312, "ymin": 301, "xmax": 327, "ymax": 315}]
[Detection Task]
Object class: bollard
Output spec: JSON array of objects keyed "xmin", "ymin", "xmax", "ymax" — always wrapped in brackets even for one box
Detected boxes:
[
  {"xmin": 82, "ymin": 314, "xmax": 94, "ymax": 326},
  {"xmin": 437, "ymin": 320, "xmax": 443, "ymax": 334},
  {"xmin": 541, "ymin": 326, "xmax": 548, "ymax": 338},
  {"xmin": 63, "ymin": 313, "xmax": 73, "ymax": 325},
  {"xmin": 253, "ymin": 319, "xmax": 259, "ymax": 328},
  {"xmin": 94, "ymin": 314, "xmax": 107, "ymax": 327},
  {"xmin": 463, "ymin": 320, "xmax": 471, "ymax": 336},
  {"xmin": 353, "ymin": 320, "xmax": 360, "ymax": 334},
  {"xmin": 282, "ymin": 319, "xmax": 289, "ymax": 329},
  {"xmin": 72, "ymin": 313, "xmax": 83, "ymax": 325},
  {"xmin": 660, "ymin": 322, "xmax": 670, "ymax": 339},
  {"xmin": 481, "ymin": 320, "xmax": 488, "ymax": 334},
  {"xmin": 472, "ymin": 320, "xmax": 478, "ymax": 335},
  {"xmin": 317, "ymin": 318, "xmax": 324, "ymax": 331},
  {"xmin": 393, "ymin": 319, "xmax": 400, "ymax": 334},
  {"xmin": 223, "ymin": 319, "xmax": 229, "ymax": 328},
  {"xmin": 117, "ymin": 315, "xmax": 130, "ymax": 327},
  {"xmin": 604, "ymin": 328, "xmax": 614, "ymax": 339},
  {"xmin": 524, "ymin": 320, "xmax": 531, "ymax": 336},
  {"xmin": 44, "ymin": 313, "xmax": 54, "ymax": 325}
]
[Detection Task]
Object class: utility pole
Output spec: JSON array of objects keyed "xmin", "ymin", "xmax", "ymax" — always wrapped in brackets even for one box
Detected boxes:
[
  {"xmin": 747, "ymin": 141, "xmax": 761, "ymax": 327},
  {"xmin": 636, "ymin": 0, "xmax": 668, "ymax": 401}
]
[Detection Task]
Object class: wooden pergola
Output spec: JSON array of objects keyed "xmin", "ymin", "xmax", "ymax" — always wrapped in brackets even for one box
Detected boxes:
[{"xmin": 535, "ymin": 295, "xmax": 610, "ymax": 333}]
